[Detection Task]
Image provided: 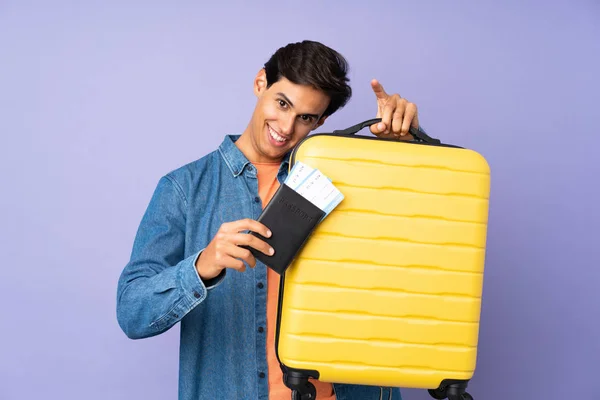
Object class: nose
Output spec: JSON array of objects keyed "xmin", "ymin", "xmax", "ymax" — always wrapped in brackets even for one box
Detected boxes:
[{"xmin": 279, "ymin": 113, "xmax": 295, "ymax": 137}]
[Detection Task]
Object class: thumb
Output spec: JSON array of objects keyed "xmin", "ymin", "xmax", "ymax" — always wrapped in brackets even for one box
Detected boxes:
[{"xmin": 371, "ymin": 79, "xmax": 388, "ymax": 100}]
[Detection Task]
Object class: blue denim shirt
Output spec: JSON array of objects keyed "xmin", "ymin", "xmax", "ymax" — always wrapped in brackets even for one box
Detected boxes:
[{"xmin": 116, "ymin": 135, "xmax": 403, "ymax": 400}]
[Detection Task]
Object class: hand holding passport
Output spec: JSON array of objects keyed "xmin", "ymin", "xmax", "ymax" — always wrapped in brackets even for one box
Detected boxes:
[{"xmin": 245, "ymin": 162, "xmax": 344, "ymax": 274}]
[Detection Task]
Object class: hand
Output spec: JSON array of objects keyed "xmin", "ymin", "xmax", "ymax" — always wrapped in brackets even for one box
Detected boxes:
[
  {"xmin": 369, "ymin": 79, "xmax": 419, "ymax": 140},
  {"xmin": 195, "ymin": 219, "xmax": 274, "ymax": 280}
]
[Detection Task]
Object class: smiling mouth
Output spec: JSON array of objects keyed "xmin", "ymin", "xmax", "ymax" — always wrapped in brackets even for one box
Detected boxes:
[{"xmin": 268, "ymin": 124, "xmax": 289, "ymax": 143}]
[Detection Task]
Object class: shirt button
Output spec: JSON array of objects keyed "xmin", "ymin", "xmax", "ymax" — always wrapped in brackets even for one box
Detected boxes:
[
  {"xmin": 193, "ymin": 291, "xmax": 201, "ymax": 299},
  {"xmin": 258, "ymin": 326, "xmax": 264, "ymax": 333},
  {"xmin": 257, "ymin": 282, "xmax": 264, "ymax": 289},
  {"xmin": 254, "ymin": 196, "xmax": 260, "ymax": 203},
  {"xmin": 259, "ymin": 372, "xmax": 265, "ymax": 379}
]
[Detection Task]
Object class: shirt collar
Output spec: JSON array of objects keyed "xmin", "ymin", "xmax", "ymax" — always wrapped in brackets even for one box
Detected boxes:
[{"xmin": 218, "ymin": 135, "xmax": 291, "ymax": 177}]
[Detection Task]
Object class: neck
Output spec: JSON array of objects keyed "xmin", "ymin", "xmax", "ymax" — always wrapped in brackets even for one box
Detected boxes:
[{"xmin": 236, "ymin": 124, "xmax": 284, "ymax": 164}]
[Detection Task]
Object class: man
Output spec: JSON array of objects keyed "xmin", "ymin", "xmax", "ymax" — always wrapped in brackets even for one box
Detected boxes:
[{"xmin": 117, "ymin": 40, "xmax": 422, "ymax": 400}]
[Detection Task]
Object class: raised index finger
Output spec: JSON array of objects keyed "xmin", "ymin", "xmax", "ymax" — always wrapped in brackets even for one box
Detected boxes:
[{"xmin": 371, "ymin": 79, "xmax": 388, "ymax": 100}]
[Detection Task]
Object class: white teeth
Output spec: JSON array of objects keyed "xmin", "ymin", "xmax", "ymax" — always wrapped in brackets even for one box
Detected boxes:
[{"xmin": 268, "ymin": 126, "xmax": 286, "ymax": 142}]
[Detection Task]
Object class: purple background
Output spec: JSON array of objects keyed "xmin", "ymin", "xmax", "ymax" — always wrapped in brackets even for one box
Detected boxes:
[{"xmin": 1, "ymin": 1, "xmax": 598, "ymax": 399}]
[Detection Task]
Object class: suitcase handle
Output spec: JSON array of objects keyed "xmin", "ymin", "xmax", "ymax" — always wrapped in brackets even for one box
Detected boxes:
[{"xmin": 332, "ymin": 118, "xmax": 441, "ymax": 145}]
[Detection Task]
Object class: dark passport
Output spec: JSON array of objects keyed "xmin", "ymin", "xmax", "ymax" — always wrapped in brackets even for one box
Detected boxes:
[{"xmin": 245, "ymin": 183, "xmax": 325, "ymax": 274}]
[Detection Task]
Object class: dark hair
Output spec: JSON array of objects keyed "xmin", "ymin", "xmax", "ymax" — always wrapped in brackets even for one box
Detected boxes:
[{"xmin": 263, "ymin": 40, "xmax": 352, "ymax": 117}]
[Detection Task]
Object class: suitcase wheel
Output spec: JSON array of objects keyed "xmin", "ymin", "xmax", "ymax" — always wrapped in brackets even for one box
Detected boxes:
[
  {"xmin": 291, "ymin": 384, "xmax": 316, "ymax": 400},
  {"xmin": 284, "ymin": 369, "xmax": 317, "ymax": 400},
  {"xmin": 447, "ymin": 393, "xmax": 473, "ymax": 400},
  {"xmin": 428, "ymin": 388, "xmax": 446, "ymax": 399},
  {"xmin": 428, "ymin": 388, "xmax": 473, "ymax": 400}
]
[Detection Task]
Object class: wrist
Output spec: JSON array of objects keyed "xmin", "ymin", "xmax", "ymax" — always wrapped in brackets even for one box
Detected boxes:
[
  {"xmin": 195, "ymin": 252, "xmax": 221, "ymax": 281},
  {"xmin": 200, "ymin": 268, "xmax": 227, "ymax": 288}
]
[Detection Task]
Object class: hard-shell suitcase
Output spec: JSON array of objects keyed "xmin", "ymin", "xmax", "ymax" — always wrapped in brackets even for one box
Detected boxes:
[{"xmin": 275, "ymin": 119, "xmax": 490, "ymax": 400}]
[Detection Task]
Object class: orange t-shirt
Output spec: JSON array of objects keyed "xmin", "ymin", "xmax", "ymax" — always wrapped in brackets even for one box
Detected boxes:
[{"xmin": 254, "ymin": 162, "xmax": 336, "ymax": 400}]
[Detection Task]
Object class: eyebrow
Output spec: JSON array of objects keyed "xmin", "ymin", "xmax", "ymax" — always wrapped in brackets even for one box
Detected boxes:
[{"xmin": 276, "ymin": 92, "xmax": 321, "ymax": 119}]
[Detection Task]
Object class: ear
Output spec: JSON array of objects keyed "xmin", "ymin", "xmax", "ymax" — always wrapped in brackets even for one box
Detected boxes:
[
  {"xmin": 312, "ymin": 115, "xmax": 328, "ymax": 131},
  {"xmin": 253, "ymin": 69, "xmax": 268, "ymax": 97}
]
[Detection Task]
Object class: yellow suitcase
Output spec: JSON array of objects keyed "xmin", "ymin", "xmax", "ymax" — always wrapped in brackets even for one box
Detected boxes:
[{"xmin": 275, "ymin": 118, "xmax": 491, "ymax": 400}]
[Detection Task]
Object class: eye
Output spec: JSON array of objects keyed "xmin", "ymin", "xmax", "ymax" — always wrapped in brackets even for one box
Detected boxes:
[
  {"xmin": 299, "ymin": 115, "xmax": 314, "ymax": 124},
  {"xmin": 277, "ymin": 99, "xmax": 288, "ymax": 109}
]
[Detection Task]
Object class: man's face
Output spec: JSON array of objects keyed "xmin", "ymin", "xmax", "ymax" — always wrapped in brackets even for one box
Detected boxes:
[{"xmin": 246, "ymin": 70, "xmax": 330, "ymax": 162}]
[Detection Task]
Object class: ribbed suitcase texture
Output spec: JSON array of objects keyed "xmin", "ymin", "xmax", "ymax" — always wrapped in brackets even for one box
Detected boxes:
[{"xmin": 276, "ymin": 133, "xmax": 490, "ymax": 392}]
